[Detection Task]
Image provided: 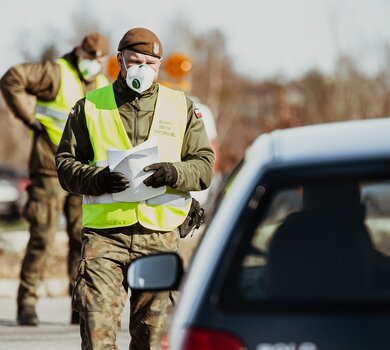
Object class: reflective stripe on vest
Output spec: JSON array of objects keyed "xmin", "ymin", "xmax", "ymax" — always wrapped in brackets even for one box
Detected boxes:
[
  {"xmin": 82, "ymin": 83, "xmax": 191, "ymax": 231},
  {"xmin": 35, "ymin": 58, "xmax": 108, "ymax": 145}
]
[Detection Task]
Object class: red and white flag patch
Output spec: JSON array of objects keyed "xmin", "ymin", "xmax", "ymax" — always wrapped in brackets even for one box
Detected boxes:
[{"xmin": 195, "ymin": 108, "xmax": 203, "ymax": 119}]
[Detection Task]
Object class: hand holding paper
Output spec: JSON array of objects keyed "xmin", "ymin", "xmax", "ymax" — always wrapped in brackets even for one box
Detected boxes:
[
  {"xmin": 97, "ymin": 166, "xmax": 130, "ymax": 193},
  {"xmin": 143, "ymin": 162, "xmax": 178, "ymax": 188},
  {"xmin": 106, "ymin": 139, "xmax": 167, "ymax": 202}
]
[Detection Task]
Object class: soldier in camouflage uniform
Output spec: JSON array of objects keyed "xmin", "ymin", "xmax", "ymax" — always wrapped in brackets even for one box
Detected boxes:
[
  {"xmin": 0, "ymin": 33, "xmax": 110, "ymax": 326},
  {"xmin": 56, "ymin": 28, "xmax": 215, "ymax": 350}
]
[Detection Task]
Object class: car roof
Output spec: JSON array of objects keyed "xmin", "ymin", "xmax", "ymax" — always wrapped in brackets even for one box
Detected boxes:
[{"xmin": 247, "ymin": 117, "xmax": 390, "ymax": 167}]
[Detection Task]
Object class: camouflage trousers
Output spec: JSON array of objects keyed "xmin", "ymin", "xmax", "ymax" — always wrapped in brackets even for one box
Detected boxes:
[
  {"xmin": 73, "ymin": 224, "xmax": 180, "ymax": 350},
  {"xmin": 18, "ymin": 176, "xmax": 82, "ymax": 307}
]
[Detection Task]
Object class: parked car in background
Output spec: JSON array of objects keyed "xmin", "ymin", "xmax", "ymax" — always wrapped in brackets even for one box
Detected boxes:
[
  {"xmin": 189, "ymin": 98, "xmax": 222, "ymax": 215},
  {"xmin": 0, "ymin": 166, "xmax": 28, "ymax": 220},
  {"xmin": 128, "ymin": 117, "xmax": 390, "ymax": 350}
]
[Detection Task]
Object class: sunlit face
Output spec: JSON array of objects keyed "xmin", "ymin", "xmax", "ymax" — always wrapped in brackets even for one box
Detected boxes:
[{"xmin": 117, "ymin": 49, "xmax": 162, "ymax": 80}]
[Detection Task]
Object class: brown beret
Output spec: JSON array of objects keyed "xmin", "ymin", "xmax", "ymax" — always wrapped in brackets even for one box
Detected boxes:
[
  {"xmin": 81, "ymin": 33, "xmax": 109, "ymax": 58},
  {"xmin": 117, "ymin": 28, "xmax": 162, "ymax": 59}
]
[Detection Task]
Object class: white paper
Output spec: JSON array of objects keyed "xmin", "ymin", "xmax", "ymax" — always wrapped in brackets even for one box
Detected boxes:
[{"xmin": 107, "ymin": 139, "xmax": 166, "ymax": 202}]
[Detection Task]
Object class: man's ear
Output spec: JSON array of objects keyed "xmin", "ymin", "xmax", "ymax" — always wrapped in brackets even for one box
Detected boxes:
[{"xmin": 117, "ymin": 52, "xmax": 123, "ymax": 67}]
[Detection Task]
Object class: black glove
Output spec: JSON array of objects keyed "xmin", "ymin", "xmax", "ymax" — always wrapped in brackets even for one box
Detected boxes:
[
  {"xmin": 143, "ymin": 162, "xmax": 178, "ymax": 188},
  {"xmin": 97, "ymin": 166, "xmax": 130, "ymax": 193},
  {"xmin": 29, "ymin": 119, "xmax": 44, "ymax": 133}
]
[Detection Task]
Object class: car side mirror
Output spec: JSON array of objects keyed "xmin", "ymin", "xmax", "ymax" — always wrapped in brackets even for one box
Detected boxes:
[{"xmin": 127, "ymin": 253, "xmax": 184, "ymax": 291}]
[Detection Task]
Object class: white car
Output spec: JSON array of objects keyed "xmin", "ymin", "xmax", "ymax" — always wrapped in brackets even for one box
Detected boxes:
[
  {"xmin": 129, "ymin": 117, "xmax": 390, "ymax": 350},
  {"xmin": 0, "ymin": 167, "xmax": 28, "ymax": 220},
  {"xmin": 190, "ymin": 98, "xmax": 221, "ymax": 215}
]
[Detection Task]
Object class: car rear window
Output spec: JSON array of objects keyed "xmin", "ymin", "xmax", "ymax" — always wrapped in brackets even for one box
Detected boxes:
[{"xmin": 235, "ymin": 179, "xmax": 390, "ymax": 307}]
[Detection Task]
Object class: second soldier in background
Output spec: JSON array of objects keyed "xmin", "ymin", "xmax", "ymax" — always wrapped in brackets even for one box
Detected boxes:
[{"xmin": 0, "ymin": 33, "xmax": 110, "ymax": 326}]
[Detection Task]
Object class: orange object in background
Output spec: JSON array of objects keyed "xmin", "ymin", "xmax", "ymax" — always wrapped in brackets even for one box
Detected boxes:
[
  {"xmin": 105, "ymin": 55, "xmax": 121, "ymax": 81},
  {"xmin": 163, "ymin": 53, "xmax": 192, "ymax": 79},
  {"xmin": 160, "ymin": 53, "xmax": 193, "ymax": 92}
]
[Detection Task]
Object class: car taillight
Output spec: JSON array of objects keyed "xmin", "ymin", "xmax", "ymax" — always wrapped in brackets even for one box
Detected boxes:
[
  {"xmin": 210, "ymin": 139, "xmax": 219, "ymax": 174},
  {"xmin": 181, "ymin": 327, "xmax": 246, "ymax": 350},
  {"xmin": 17, "ymin": 178, "xmax": 30, "ymax": 192}
]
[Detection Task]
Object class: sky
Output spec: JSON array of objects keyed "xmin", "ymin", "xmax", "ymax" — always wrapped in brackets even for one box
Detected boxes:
[{"xmin": 1, "ymin": 0, "xmax": 390, "ymax": 80}]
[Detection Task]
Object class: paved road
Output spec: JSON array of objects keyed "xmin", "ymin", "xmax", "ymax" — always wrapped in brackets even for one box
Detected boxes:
[
  {"xmin": 0, "ymin": 296, "xmax": 131, "ymax": 350},
  {"xmin": 0, "ymin": 227, "xmax": 201, "ymax": 349}
]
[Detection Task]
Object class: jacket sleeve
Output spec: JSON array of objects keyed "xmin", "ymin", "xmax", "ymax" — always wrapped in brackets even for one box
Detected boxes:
[
  {"xmin": 55, "ymin": 99, "xmax": 108, "ymax": 196},
  {"xmin": 172, "ymin": 97, "xmax": 215, "ymax": 192},
  {"xmin": 0, "ymin": 60, "xmax": 61, "ymax": 127}
]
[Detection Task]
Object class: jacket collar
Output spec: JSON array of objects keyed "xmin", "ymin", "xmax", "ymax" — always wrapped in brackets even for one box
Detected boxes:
[{"xmin": 113, "ymin": 73, "xmax": 158, "ymax": 106}]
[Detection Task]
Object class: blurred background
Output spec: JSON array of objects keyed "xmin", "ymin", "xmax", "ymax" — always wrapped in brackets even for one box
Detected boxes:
[
  {"xmin": 1, "ymin": 0, "xmax": 390, "ymax": 176},
  {"xmin": 0, "ymin": 1, "xmax": 390, "ymax": 344}
]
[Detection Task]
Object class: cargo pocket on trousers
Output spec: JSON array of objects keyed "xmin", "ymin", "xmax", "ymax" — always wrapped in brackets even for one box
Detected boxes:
[
  {"xmin": 72, "ymin": 256, "xmax": 117, "ymax": 313},
  {"xmin": 22, "ymin": 199, "xmax": 49, "ymax": 227},
  {"xmin": 72, "ymin": 258, "xmax": 108, "ymax": 314},
  {"xmin": 71, "ymin": 259, "xmax": 86, "ymax": 313}
]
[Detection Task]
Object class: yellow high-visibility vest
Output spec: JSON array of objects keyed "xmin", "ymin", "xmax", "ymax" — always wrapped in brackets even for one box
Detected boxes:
[
  {"xmin": 82, "ymin": 83, "xmax": 192, "ymax": 231},
  {"xmin": 35, "ymin": 58, "xmax": 108, "ymax": 145}
]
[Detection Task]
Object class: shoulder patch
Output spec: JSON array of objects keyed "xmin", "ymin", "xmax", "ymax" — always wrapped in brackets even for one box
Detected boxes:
[{"xmin": 195, "ymin": 108, "xmax": 203, "ymax": 119}]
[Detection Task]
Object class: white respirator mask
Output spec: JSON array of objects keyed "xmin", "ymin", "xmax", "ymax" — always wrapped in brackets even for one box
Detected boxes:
[
  {"xmin": 123, "ymin": 57, "xmax": 156, "ymax": 93},
  {"xmin": 78, "ymin": 58, "xmax": 102, "ymax": 80}
]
